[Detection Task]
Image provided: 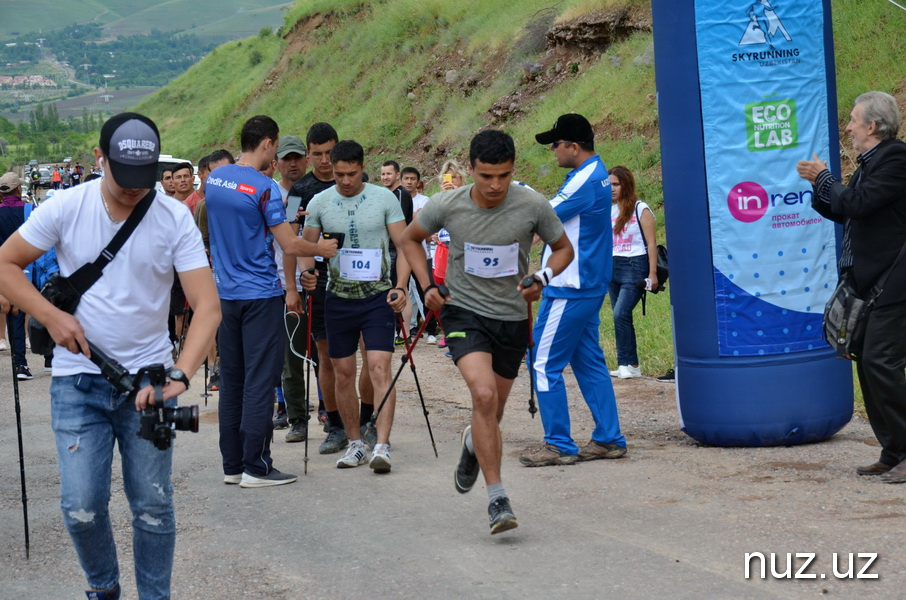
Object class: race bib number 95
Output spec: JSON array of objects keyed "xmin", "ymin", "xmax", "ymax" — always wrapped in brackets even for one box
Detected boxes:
[{"xmin": 463, "ymin": 242, "xmax": 519, "ymax": 278}]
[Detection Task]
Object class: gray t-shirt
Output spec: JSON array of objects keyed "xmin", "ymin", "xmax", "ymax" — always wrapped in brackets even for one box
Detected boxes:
[
  {"xmin": 417, "ymin": 183, "xmax": 564, "ymax": 320},
  {"xmin": 305, "ymin": 182, "xmax": 405, "ymax": 299}
]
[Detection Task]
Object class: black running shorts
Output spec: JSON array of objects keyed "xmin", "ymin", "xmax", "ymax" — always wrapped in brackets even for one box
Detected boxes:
[{"xmin": 440, "ymin": 304, "xmax": 528, "ymax": 380}]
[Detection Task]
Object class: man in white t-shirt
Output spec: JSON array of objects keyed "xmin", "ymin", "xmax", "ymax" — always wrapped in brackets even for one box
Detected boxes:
[{"xmin": 0, "ymin": 113, "xmax": 221, "ymax": 600}]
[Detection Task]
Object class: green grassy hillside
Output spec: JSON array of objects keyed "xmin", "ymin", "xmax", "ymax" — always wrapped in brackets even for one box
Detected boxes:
[
  {"xmin": 135, "ymin": 0, "xmax": 905, "ymax": 382},
  {"xmin": 138, "ymin": 0, "xmax": 905, "ymax": 192},
  {"xmin": 139, "ymin": 0, "xmax": 660, "ymax": 195}
]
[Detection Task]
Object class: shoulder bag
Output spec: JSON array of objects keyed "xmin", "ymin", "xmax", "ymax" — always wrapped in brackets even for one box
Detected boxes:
[{"xmin": 824, "ymin": 241, "xmax": 906, "ymax": 360}]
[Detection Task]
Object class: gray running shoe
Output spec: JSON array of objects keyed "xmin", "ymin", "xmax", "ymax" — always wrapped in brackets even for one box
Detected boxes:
[
  {"xmin": 319, "ymin": 427, "xmax": 349, "ymax": 455},
  {"xmin": 454, "ymin": 425, "xmax": 480, "ymax": 493},
  {"xmin": 488, "ymin": 497, "xmax": 518, "ymax": 534}
]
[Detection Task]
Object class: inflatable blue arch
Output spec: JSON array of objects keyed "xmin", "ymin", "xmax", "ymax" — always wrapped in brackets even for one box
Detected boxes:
[{"xmin": 651, "ymin": 0, "xmax": 853, "ymax": 446}]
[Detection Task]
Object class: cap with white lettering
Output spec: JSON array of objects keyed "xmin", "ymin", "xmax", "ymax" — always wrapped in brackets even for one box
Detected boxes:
[{"xmin": 99, "ymin": 112, "xmax": 161, "ymax": 189}]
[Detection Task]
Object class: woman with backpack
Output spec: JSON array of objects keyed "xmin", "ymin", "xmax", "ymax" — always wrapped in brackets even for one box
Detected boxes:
[{"xmin": 608, "ymin": 165, "xmax": 659, "ymax": 379}]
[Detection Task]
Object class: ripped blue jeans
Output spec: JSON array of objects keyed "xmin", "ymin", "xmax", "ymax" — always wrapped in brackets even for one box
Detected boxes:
[{"xmin": 51, "ymin": 374, "xmax": 174, "ymax": 599}]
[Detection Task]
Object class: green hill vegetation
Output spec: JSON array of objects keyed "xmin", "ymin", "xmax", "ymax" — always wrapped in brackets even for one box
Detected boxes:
[
  {"xmin": 0, "ymin": 0, "xmax": 290, "ymax": 44},
  {"xmin": 132, "ymin": 0, "xmax": 905, "ymax": 381},
  {"xmin": 138, "ymin": 0, "xmax": 906, "ymax": 193}
]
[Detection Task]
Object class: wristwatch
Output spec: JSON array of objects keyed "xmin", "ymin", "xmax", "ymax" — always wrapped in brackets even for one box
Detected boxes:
[{"xmin": 167, "ymin": 368, "xmax": 190, "ymax": 390}]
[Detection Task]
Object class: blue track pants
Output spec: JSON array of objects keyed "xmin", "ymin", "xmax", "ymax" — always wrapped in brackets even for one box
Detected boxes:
[{"xmin": 531, "ymin": 295, "xmax": 626, "ymax": 454}]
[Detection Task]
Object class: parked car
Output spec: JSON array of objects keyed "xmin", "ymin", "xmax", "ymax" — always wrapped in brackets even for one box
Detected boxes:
[
  {"xmin": 63, "ymin": 157, "xmax": 72, "ymax": 164},
  {"xmin": 38, "ymin": 167, "xmax": 52, "ymax": 188}
]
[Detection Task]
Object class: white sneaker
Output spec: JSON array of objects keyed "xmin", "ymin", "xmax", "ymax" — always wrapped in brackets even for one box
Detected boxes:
[
  {"xmin": 608, "ymin": 367, "xmax": 620, "ymax": 377},
  {"xmin": 370, "ymin": 445, "xmax": 392, "ymax": 473},
  {"xmin": 223, "ymin": 473, "xmax": 242, "ymax": 485},
  {"xmin": 337, "ymin": 443, "xmax": 368, "ymax": 468},
  {"xmin": 426, "ymin": 335, "xmax": 438, "ymax": 345},
  {"xmin": 0, "ymin": 339, "xmax": 7, "ymax": 352},
  {"xmin": 617, "ymin": 365, "xmax": 642, "ymax": 379}
]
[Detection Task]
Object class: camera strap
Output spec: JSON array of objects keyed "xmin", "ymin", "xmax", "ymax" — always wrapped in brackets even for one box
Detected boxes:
[{"xmin": 67, "ymin": 188, "xmax": 156, "ymax": 296}]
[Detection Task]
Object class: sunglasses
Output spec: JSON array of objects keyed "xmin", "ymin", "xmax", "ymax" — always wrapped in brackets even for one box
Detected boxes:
[{"xmin": 550, "ymin": 141, "xmax": 572, "ymax": 149}]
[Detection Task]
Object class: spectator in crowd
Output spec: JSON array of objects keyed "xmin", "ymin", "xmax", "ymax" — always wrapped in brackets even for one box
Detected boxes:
[
  {"xmin": 0, "ymin": 171, "xmax": 31, "ymax": 379},
  {"xmin": 797, "ymin": 91, "xmax": 906, "ymax": 483},
  {"xmin": 607, "ymin": 165, "xmax": 659, "ymax": 379},
  {"xmin": 274, "ymin": 134, "xmax": 312, "ymax": 442},
  {"xmin": 204, "ymin": 115, "xmax": 336, "ymax": 488}
]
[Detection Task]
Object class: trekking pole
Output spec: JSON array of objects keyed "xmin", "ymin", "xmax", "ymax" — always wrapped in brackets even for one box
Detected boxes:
[
  {"xmin": 372, "ymin": 286, "xmax": 448, "ymax": 457},
  {"xmin": 521, "ymin": 275, "xmax": 539, "ymax": 418},
  {"xmin": 200, "ymin": 358, "xmax": 211, "ymax": 404},
  {"xmin": 396, "ymin": 310, "xmax": 439, "ymax": 457},
  {"xmin": 7, "ymin": 313, "xmax": 30, "ymax": 559},
  {"xmin": 303, "ymin": 289, "xmax": 313, "ymax": 475}
]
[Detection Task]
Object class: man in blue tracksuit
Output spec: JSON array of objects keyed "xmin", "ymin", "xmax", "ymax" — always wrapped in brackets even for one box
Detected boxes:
[{"xmin": 520, "ymin": 113, "xmax": 627, "ymax": 467}]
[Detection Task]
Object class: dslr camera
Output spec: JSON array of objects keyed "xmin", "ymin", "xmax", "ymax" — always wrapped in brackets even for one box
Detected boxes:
[
  {"xmin": 84, "ymin": 341, "xmax": 200, "ymax": 451},
  {"xmin": 136, "ymin": 364, "xmax": 199, "ymax": 451}
]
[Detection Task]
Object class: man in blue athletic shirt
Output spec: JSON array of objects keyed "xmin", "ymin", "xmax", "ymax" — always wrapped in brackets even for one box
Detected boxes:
[
  {"xmin": 520, "ymin": 113, "xmax": 627, "ymax": 467},
  {"xmin": 205, "ymin": 115, "xmax": 337, "ymax": 488}
]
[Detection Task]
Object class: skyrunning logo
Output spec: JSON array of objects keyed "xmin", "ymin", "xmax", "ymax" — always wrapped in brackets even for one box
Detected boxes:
[{"xmin": 731, "ymin": 1, "xmax": 801, "ymax": 65}]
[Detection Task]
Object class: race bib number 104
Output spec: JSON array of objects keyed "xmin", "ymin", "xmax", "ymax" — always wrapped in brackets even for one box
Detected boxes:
[{"xmin": 339, "ymin": 248, "xmax": 382, "ymax": 281}]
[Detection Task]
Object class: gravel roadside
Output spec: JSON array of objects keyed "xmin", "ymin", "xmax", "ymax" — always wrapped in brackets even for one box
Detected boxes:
[{"xmin": 2, "ymin": 346, "xmax": 903, "ymax": 599}]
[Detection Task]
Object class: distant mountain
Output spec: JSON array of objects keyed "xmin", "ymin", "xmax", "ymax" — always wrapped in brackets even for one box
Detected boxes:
[{"xmin": 1, "ymin": 0, "xmax": 292, "ymax": 44}]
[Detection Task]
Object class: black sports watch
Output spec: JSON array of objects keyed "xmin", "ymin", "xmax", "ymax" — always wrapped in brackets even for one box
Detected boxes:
[{"xmin": 167, "ymin": 368, "xmax": 190, "ymax": 391}]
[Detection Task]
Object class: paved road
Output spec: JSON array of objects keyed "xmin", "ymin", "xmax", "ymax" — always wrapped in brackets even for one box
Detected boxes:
[{"xmin": 2, "ymin": 349, "xmax": 904, "ymax": 599}]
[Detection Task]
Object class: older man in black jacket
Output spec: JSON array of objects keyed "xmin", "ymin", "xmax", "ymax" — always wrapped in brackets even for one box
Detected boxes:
[{"xmin": 798, "ymin": 91, "xmax": 906, "ymax": 482}]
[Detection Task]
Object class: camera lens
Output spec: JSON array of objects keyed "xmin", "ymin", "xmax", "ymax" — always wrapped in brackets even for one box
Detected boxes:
[{"xmin": 171, "ymin": 405, "xmax": 199, "ymax": 432}]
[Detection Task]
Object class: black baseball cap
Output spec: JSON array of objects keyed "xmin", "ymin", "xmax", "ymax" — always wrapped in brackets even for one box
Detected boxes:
[
  {"xmin": 99, "ymin": 112, "xmax": 161, "ymax": 189},
  {"xmin": 535, "ymin": 113, "xmax": 594, "ymax": 145}
]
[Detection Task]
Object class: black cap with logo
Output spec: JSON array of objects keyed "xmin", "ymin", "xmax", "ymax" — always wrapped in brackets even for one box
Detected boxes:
[
  {"xmin": 535, "ymin": 113, "xmax": 595, "ymax": 145},
  {"xmin": 99, "ymin": 112, "xmax": 161, "ymax": 189}
]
